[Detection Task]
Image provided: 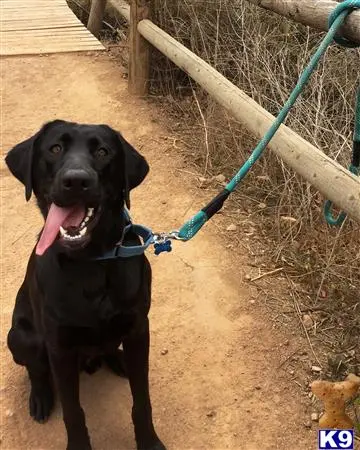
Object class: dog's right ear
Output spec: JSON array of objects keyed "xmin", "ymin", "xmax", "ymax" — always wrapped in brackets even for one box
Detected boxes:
[
  {"xmin": 5, "ymin": 120, "xmax": 65, "ymax": 201},
  {"xmin": 5, "ymin": 134, "xmax": 36, "ymax": 201}
]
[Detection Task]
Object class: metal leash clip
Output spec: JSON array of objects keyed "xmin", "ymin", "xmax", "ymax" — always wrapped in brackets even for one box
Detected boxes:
[{"xmin": 152, "ymin": 230, "xmax": 185, "ymax": 255}]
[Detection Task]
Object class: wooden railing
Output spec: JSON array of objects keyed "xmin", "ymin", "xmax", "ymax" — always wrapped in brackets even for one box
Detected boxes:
[
  {"xmin": 87, "ymin": 0, "xmax": 360, "ymax": 223},
  {"xmin": 246, "ymin": 0, "xmax": 360, "ymax": 45}
]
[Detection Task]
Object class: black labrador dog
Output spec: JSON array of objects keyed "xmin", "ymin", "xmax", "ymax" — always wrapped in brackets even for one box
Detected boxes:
[{"xmin": 5, "ymin": 120, "xmax": 166, "ymax": 450}]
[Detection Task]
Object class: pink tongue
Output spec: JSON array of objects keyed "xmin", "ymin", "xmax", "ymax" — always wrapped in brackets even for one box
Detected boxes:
[{"xmin": 36, "ymin": 203, "xmax": 86, "ymax": 255}]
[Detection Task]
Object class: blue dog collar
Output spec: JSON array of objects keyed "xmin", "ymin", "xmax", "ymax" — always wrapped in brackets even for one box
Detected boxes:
[
  {"xmin": 92, "ymin": 209, "xmax": 154, "ymax": 260},
  {"xmin": 93, "ymin": 222, "xmax": 155, "ymax": 260}
]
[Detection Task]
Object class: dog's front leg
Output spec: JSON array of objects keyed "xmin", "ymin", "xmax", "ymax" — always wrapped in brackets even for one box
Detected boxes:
[
  {"xmin": 49, "ymin": 350, "xmax": 91, "ymax": 450},
  {"xmin": 123, "ymin": 319, "xmax": 166, "ymax": 450}
]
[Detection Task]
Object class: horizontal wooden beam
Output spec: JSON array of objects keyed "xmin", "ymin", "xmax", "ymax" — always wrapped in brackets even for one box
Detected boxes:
[
  {"xmin": 108, "ymin": 0, "xmax": 130, "ymax": 21},
  {"xmin": 110, "ymin": 1, "xmax": 360, "ymax": 222},
  {"xmin": 245, "ymin": 0, "xmax": 360, "ymax": 45}
]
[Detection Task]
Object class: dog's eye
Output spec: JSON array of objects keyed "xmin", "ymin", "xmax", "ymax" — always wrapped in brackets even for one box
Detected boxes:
[
  {"xmin": 94, "ymin": 148, "xmax": 108, "ymax": 159},
  {"xmin": 49, "ymin": 144, "xmax": 62, "ymax": 155}
]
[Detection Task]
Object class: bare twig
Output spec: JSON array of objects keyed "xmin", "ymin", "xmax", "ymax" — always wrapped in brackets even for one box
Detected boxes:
[
  {"xmin": 250, "ymin": 267, "xmax": 284, "ymax": 282},
  {"xmin": 278, "ymin": 349, "xmax": 300, "ymax": 369}
]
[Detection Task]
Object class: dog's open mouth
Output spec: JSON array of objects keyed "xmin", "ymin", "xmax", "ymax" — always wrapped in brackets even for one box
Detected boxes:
[{"xmin": 36, "ymin": 203, "xmax": 100, "ymax": 256}]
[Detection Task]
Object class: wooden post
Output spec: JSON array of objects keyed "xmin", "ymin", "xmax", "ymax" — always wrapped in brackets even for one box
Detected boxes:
[
  {"xmin": 129, "ymin": 0, "xmax": 151, "ymax": 96},
  {"xmin": 88, "ymin": 0, "xmax": 107, "ymax": 38},
  {"xmin": 245, "ymin": 0, "xmax": 360, "ymax": 45}
]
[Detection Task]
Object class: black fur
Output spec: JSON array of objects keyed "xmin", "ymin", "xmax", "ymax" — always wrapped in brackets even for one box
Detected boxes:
[{"xmin": 5, "ymin": 120, "xmax": 165, "ymax": 450}]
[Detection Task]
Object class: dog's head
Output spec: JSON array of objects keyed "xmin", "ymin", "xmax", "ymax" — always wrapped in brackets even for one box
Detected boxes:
[{"xmin": 5, "ymin": 120, "xmax": 149, "ymax": 255}]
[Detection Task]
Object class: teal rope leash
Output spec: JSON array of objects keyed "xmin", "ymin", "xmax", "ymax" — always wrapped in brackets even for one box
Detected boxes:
[
  {"xmin": 328, "ymin": 0, "xmax": 360, "ymax": 48},
  {"xmin": 177, "ymin": 0, "xmax": 360, "ymax": 241},
  {"xmin": 324, "ymin": 87, "xmax": 360, "ymax": 225}
]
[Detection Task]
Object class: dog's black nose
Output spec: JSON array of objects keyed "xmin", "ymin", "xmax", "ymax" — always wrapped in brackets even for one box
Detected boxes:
[{"xmin": 61, "ymin": 169, "xmax": 96, "ymax": 192}]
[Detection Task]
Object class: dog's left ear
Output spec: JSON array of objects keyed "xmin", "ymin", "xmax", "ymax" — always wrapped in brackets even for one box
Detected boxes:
[{"xmin": 119, "ymin": 134, "xmax": 149, "ymax": 209}]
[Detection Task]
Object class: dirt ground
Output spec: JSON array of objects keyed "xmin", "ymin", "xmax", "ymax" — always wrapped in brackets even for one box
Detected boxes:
[{"xmin": 1, "ymin": 52, "xmax": 319, "ymax": 449}]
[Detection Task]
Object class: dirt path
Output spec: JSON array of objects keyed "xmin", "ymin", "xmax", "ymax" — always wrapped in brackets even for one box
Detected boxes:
[{"xmin": 1, "ymin": 53, "xmax": 315, "ymax": 449}]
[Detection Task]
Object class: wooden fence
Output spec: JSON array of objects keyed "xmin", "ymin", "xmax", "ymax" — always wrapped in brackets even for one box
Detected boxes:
[{"xmin": 88, "ymin": 0, "xmax": 360, "ymax": 223}]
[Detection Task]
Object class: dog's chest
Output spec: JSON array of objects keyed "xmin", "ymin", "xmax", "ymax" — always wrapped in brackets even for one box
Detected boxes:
[{"xmin": 38, "ymin": 257, "xmax": 142, "ymax": 332}]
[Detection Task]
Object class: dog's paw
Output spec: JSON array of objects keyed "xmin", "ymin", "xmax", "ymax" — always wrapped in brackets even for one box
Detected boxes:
[
  {"xmin": 29, "ymin": 384, "xmax": 54, "ymax": 423},
  {"xmin": 104, "ymin": 349, "xmax": 128, "ymax": 378}
]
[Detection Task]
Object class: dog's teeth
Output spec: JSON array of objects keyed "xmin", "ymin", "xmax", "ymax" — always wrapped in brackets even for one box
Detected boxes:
[
  {"xmin": 88, "ymin": 208, "xmax": 94, "ymax": 217},
  {"xmin": 84, "ymin": 217, "xmax": 89, "ymax": 223},
  {"xmin": 60, "ymin": 227, "xmax": 86, "ymax": 241}
]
